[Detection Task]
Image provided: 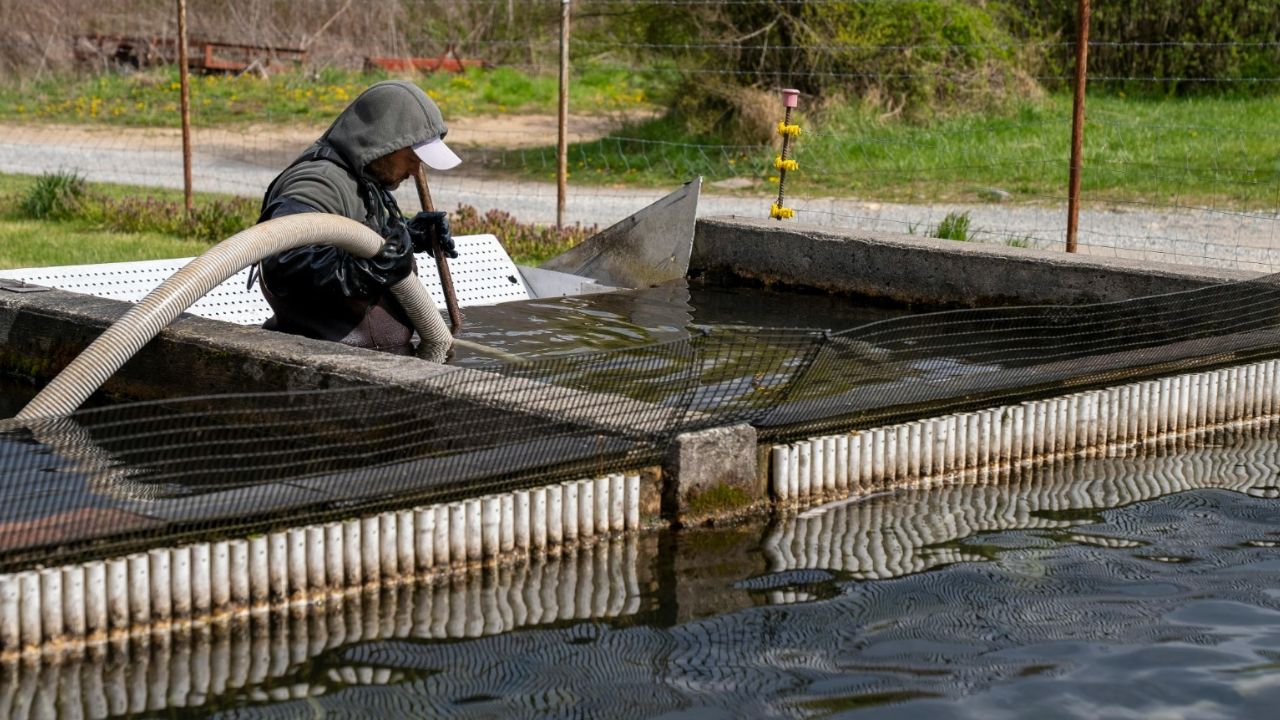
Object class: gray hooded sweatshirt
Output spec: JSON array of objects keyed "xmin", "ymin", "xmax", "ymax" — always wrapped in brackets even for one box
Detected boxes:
[{"xmin": 257, "ymin": 80, "xmax": 449, "ymax": 350}]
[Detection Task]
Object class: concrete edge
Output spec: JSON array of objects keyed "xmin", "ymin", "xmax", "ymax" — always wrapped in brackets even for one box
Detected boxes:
[{"xmin": 691, "ymin": 216, "xmax": 1260, "ymax": 308}]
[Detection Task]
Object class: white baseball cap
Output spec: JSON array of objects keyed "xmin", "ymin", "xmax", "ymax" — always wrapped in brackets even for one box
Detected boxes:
[{"xmin": 413, "ymin": 137, "xmax": 462, "ymax": 170}]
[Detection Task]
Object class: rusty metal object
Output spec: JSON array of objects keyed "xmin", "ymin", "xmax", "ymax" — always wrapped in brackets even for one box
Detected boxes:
[
  {"xmin": 557, "ymin": 0, "xmax": 572, "ymax": 229},
  {"xmin": 74, "ymin": 33, "xmax": 306, "ymax": 74},
  {"xmin": 1066, "ymin": 0, "xmax": 1091, "ymax": 253},
  {"xmin": 177, "ymin": 0, "xmax": 193, "ymax": 214},
  {"xmin": 364, "ymin": 45, "xmax": 487, "ymax": 74}
]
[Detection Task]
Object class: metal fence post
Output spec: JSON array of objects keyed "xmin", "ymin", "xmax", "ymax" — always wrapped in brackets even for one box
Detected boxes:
[
  {"xmin": 176, "ymin": 0, "xmax": 194, "ymax": 215},
  {"xmin": 1066, "ymin": 0, "xmax": 1091, "ymax": 253},
  {"xmin": 557, "ymin": 0, "xmax": 572, "ymax": 229}
]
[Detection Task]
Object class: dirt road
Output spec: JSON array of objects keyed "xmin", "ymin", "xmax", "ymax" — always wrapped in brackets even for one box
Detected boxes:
[{"xmin": 2, "ymin": 120, "xmax": 1276, "ymax": 272}]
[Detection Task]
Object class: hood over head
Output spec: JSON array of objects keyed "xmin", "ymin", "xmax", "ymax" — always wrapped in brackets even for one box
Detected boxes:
[{"xmin": 319, "ymin": 80, "xmax": 449, "ymax": 174}]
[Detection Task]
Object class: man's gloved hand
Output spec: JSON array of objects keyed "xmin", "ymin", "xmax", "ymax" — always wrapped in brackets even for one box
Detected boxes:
[
  {"xmin": 366, "ymin": 228, "xmax": 416, "ymax": 288},
  {"xmin": 407, "ymin": 210, "xmax": 458, "ymax": 259}
]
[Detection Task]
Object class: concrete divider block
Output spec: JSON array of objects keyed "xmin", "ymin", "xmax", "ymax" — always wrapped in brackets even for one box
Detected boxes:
[{"xmin": 663, "ymin": 424, "xmax": 759, "ymax": 523}]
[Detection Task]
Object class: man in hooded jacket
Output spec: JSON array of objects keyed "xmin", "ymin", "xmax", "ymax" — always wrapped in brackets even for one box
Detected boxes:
[{"xmin": 256, "ymin": 80, "xmax": 462, "ymax": 351}]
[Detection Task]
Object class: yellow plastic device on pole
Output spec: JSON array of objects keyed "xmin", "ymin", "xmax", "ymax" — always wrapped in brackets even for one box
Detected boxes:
[{"xmin": 771, "ymin": 88, "xmax": 801, "ymax": 220}]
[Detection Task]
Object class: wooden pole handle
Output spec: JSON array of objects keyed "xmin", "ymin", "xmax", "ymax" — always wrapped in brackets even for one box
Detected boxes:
[{"xmin": 413, "ymin": 165, "xmax": 463, "ymax": 335}]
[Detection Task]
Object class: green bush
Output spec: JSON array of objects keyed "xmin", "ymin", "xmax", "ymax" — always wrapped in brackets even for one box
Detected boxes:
[
  {"xmin": 66, "ymin": 190, "xmax": 255, "ymax": 243},
  {"xmin": 1020, "ymin": 1, "xmax": 1280, "ymax": 95},
  {"xmin": 627, "ymin": 0, "xmax": 1041, "ymax": 126},
  {"xmin": 181, "ymin": 198, "xmax": 258, "ymax": 243},
  {"xmin": 800, "ymin": 1, "xmax": 1040, "ymax": 115},
  {"xmin": 451, "ymin": 204, "xmax": 595, "ymax": 265},
  {"xmin": 19, "ymin": 172, "xmax": 87, "ymax": 220}
]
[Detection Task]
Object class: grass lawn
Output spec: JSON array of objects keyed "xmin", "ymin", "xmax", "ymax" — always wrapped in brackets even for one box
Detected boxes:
[
  {"xmin": 4, "ymin": 66, "xmax": 1276, "ymax": 211},
  {"xmin": 528, "ymin": 93, "xmax": 1280, "ymax": 210},
  {"xmin": 0, "ymin": 65, "xmax": 668, "ymax": 127},
  {"xmin": 0, "ymin": 173, "xmax": 588, "ymax": 269},
  {"xmin": 0, "ymin": 218, "xmax": 209, "ymax": 269},
  {"xmin": 0, "ymin": 174, "xmax": 230, "ymax": 269}
]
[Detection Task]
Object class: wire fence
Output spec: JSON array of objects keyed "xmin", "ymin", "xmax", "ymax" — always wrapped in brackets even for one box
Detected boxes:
[
  {"xmin": 6, "ymin": 268, "xmax": 1280, "ymax": 570},
  {"xmin": 0, "ymin": 0, "xmax": 1278, "ymax": 271}
]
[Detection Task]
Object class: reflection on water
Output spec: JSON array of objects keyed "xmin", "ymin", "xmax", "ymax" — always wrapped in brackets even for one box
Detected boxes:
[
  {"xmin": 446, "ymin": 283, "xmax": 1055, "ymax": 430},
  {"xmin": 447, "ymin": 282, "xmax": 960, "ymax": 422},
  {"xmin": 448, "ymin": 281, "xmax": 909, "ymax": 364},
  {"xmin": 7, "ymin": 427, "xmax": 1280, "ymax": 718},
  {"xmin": 764, "ymin": 431, "xmax": 1280, "ymax": 581}
]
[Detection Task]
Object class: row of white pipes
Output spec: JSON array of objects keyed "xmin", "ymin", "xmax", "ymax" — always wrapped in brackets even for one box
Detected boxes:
[
  {"xmin": 0, "ymin": 536, "xmax": 643, "ymax": 719},
  {"xmin": 771, "ymin": 358, "xmax": 1280, "ymax": 505},
  {"xmin": 0, "ymin": 473, "xmax": 642, "ymax": 659},
  {"xmin": 765, "ymin": 426, "xmax": 1280, "ymax": 579}
]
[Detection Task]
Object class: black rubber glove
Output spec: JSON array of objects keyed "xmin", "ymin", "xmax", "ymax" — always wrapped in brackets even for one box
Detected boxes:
[
  {"xmin": 407, "ymin": 210, "xmax": 457, "ymax": 259},
  {"xmin": 367, "ymin": 226, "xmax": 416, "ymax": 287}
]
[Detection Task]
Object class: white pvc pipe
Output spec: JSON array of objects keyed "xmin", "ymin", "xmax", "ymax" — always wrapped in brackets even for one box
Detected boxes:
[
  {"xmin": 772, "ymin": 446, "xmax": 789, "ymax": 500},
  {"xmin": 398, "ymin": 510, "xmax": 416, "ymax": 576},
  {"xmin": 18, "ymin": 571, "xmax": 40, "ymax": 646},
  {"xmin": 267, "ymin": 532, "xmax": 288, "ymax": 602},
  {"xmin": 465, "ymin": 499, "xmax": 483, "ymax": 563},
  {"xmin": 105, "ymin": 559, "xmax": 128, "ymax": 632},
  {"xmin": 343, "ymin": 520, "xmax": 362, "ymax": 588},
  {"xmin": 594, "ymin": 475, "xmax": 610, "ymax": 535},
  {"xmin": 609, "ymin": 474, "xmax": 625, "ymax": 531},
  {"xmin": 435, "ymin": 504, "xmax": 453, "ymax": 568},
  {"xmin": 625, "ymin": 474, "xmax": 641, "ymax": 531},
  {"xmin": 61, "ymin": 564, "xmax": 86, "ymax": 640},
  {"xmin": 514, "ymin": 491, "xmax": 531, "ymax": 553},
  {"xmin": 230, "ymin": 540, "xmax": 250, "ymax": 605},
  {"xmin": 835, "ymin": 436, "xmax": 850, "ymax": 490},
  {"xmin": 287, "ymin": 528, "xmax": 307, "ymax": 598},
  {"xmin": 532, "ymin": 487, "xmax": 549, "ymax": 551},
  {"xmin": 415, "ymin": 509, "xmax": 434, "ymax": 573},
  {"xmin": 247, "ymin": 537, "xmax": 269, "ymax": 606},
  {"xmin": 1, "ymin": 574, "xmax": 19, "ymax": 652},
  {"xmin": 797, "ymin": 441, "xmax": 811, "ymax": 499},
  {"xmin": 40, "ymin": 568, "xmax": 63, "ymax": 640},
  {"xmin": 579, "ymin": 478, "xmax": 595, "ymax": 540},
  {"xmin": 481, "ymin": 497, "xmax": 501, "ymax": 559},
  {"xmin": 361, "ymin": 517, "xmax": 381, "ymax": 583},
  {"xmin": 147, "ymin": 549, "xmax": 170, "ymax": 622},
  {"xmin": 85, "ymin": 561, "xmax": 107, "ymax": 641},
  {"xmin": 324, "ymin": 524, "xmax": 344, "ymax": 589},
  {"xmin": 212, "ymin": 541, "xmax": 231, "ymax": 609},
  {"xmin": 561, "ymin": 482, "xmax": 577, "ymax": 543},
  {"xmin": 191, "ymin": 543, "xmax": 211, "ymax": 615},
  {"xmin": 811, "ymin": 438, "xmax": 825, "ymax": 494},
  {"xmin": 381, "ymin": 514, "xmax": 400, "ymax": 579},
  {"xmin": 306, "ymin": 527, "xmax": 326, "ymax": 592},
  {"xmin": 449, "ymin": 503, "xmax": 466, "ymax": 566}
]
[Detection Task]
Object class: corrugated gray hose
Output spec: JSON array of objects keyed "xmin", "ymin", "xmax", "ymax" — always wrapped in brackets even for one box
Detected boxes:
[{"xmin": 17, "ymin": 214, "xmax": 457, "ymax": 421}]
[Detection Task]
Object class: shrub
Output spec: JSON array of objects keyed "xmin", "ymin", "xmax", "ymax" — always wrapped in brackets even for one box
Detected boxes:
[
  {"xmin": 19, "ymin": 172, "xmax": 87, "ymax": 220},
  {"xmin": 180, "ymin": 198, "xmax": 258, "ymax": 243},
  {"xmin": 630, "ymin": 0, "xmax": 1042, "ymax": 129},
  {"xmin": 92, "ymin": 195, "xmax": 256, "ymax": 242},
  {"xmin": 451, "ymin": 204, "xmax": 596, "ymax": 265},
  {"xmin": 94, "ymin": 196, "xmax": 181, "ymax": 235},
  {"xmin": 1020, "ymin": 1, "xmax": 1280, "ymax": 95}
]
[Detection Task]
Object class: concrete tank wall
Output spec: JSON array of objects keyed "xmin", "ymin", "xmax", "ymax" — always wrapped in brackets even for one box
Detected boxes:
[{"xmin": 691, "ymin": 216, "xmax": 1256, "ymax": 308}]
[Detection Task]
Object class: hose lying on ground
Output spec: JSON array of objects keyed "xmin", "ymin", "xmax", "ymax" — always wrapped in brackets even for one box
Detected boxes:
[{"xmin": 17, "ymin": 214, "xmax": 459, "ymax": 420}]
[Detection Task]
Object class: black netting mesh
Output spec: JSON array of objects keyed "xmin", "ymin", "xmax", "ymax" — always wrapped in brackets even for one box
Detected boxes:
[{"xmin": 3, "ymin": 273, "xmax": 1280, "ymax": 570}]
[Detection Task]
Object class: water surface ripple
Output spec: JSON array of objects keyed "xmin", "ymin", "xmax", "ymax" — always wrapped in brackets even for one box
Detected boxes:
[{"xmin": 172, "ymin": 437, "xmax": 1280, "ymax": 719}]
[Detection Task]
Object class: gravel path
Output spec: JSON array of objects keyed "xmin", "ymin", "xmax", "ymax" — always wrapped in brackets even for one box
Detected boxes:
[{"xmin": 3, "ymin": 124, "xmax": 1277, "ymax": 272}]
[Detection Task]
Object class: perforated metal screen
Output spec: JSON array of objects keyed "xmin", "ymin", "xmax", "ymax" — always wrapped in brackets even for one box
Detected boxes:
[{"xmin": 0, "ymin": 234, "xmax": 531, "ymax": 326}]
